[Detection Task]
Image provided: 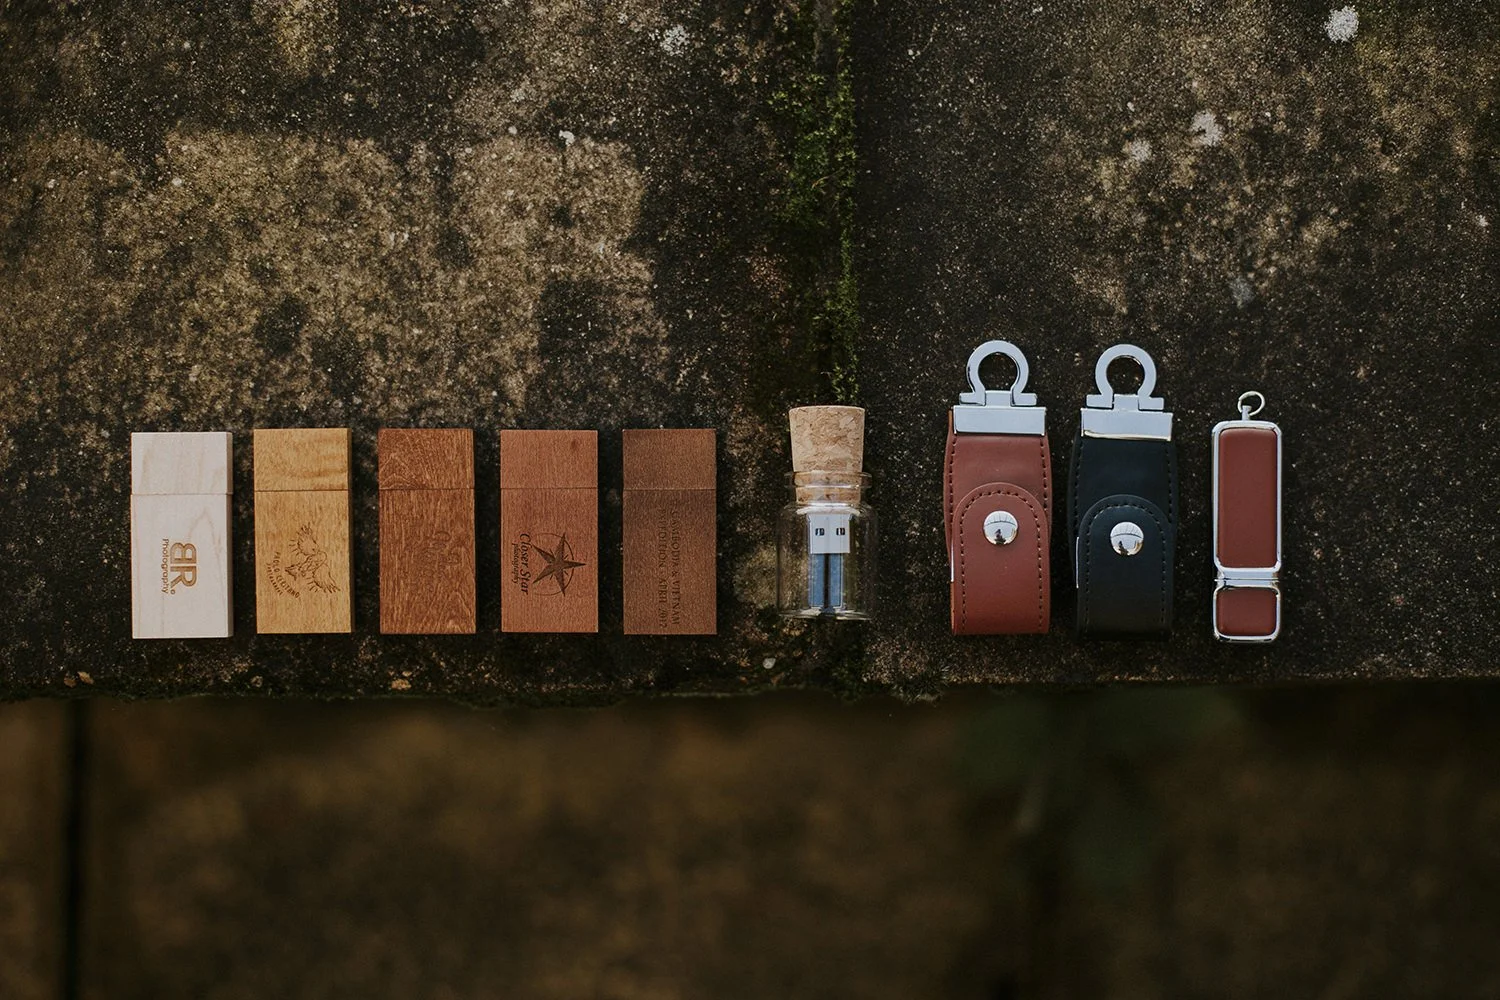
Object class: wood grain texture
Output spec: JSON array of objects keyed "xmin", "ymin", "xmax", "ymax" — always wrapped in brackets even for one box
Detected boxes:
[
  {"xmin": 500, "ymin": 487, "xmax": 598, "ymax": 634},
  {"xmin": 130, "ymin": 494, "xmax": 233, "ymax": 638},
  {"xmin": 379, "ymin": 490, "xmax": 476, "ymax": 634},
  {"xmin": 377, "ymin": 428, "xmax": 474, "ymax": 491},
  {"xmin": 131, "ymin": 432, "xmax": 232, "ymax": 495},
  {"xmin": 254, "ymin": 491, "xmax": 352, "ymax": 634},
  {"xmin": 623, "ymin": 489, "xmax": 716, "ymax": 635},
  {"xmin": 253, "ymin": 428, "xmax": 350, "ymax": 493},
  {"xmin": 621, "ymin": 428, "xmax": 715, "ymax": 490},
  {"xmin": 378, "ymin": 426, "xmax": 475, "ymax": 634},
  {"xmin": 622, "ymin": 430, "xmax": 716, "ymax": 635},
  {"xmin": 499, "ymin": 430, "xmax": 597, "ymax": 489},
  {"xmin": 130, "ymin": 432, "xmax": 234, "ymax": 639},
  {"xmin": 253, "ymin": 428, "xmax": 352, "ymax": 633}
]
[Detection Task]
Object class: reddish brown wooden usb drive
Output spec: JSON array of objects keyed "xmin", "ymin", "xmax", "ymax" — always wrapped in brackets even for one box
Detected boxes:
[
  {"xmin": 378, "ymin": 428, "xmax": 476, "ymax": 634},
  {"xmin": 254, "ymin": 428, "xmax": 353, "ymax": 634},
  {"xmin": 500, "ymin": 430, "xmax": 597, "ymax": 633},
  {"xmin": 622, "ymin": 429, "xmax": 716, "ymax": 635}
]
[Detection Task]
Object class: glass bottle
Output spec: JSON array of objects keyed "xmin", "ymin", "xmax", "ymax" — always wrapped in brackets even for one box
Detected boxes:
[{"xmin": 776, "ymin": 470, "xmax": 876, "ymax": 620}]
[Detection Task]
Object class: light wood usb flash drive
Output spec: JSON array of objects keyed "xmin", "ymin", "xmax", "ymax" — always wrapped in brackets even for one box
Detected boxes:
[
  {"xmin": 622, "ymin": 429, "xmax": 716, "ymax": 635},
  {"xmin": 378, "ymin": 428, "xmax": 476, "ymax": 634},
  {"xmin": 130, "ymin": 431, "xmax": 234, "ymax": 639},
  {"xmin": 499, "ymin": 430, "xmax": 598, "ymax": 633},
  {"xmin": 253, "ymin": 428, "xmax": 352, "ymax": 634}
]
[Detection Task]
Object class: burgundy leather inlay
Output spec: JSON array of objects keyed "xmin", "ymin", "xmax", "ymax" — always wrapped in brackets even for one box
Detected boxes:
[
  {"xmin": 1217, "ymin": 427, "xmax": 1277, "ymax": 568},
  {"xmin": 1216, "ymin": 587, "xmax": 1277, "ymax": 638}
]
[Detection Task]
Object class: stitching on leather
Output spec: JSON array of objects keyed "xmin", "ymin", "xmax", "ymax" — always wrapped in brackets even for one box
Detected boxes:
[
  {"xmin": 1069, "ymin": 437, "xmax": 1085, "ymax": 538},
  {"xmin": 1038, "ymin": 435, "xmax": 1050, "ymax": 516},
  {"xmin": 1164, "ymin": 442, "xmax": 1176, "ymax": 525},
  {"xmin": 944, "ymin": 430, "xmax": 956, "ymax": 539},
  {"xmin": 957, "ymin": 486, "xmax": 1045, "ymax": 632},
  {"xmin": 1081, "ymin": 500, "xmax": 1168, "ymax": 631},
  {"xmin": 945, "ymin": 429, "xmax": 956, "ymax": 631}
]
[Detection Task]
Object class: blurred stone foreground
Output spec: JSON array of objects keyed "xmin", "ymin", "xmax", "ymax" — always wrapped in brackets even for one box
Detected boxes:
[
  {"xmin": 0, "ymin": 0, "xmax": 1495, "ymax": 700},
  {"xmin": 8, "ymin": 687, "xmax": 1500, "ymax": 998}
]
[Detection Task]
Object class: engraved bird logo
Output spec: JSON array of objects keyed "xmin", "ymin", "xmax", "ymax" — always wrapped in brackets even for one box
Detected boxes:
[{"xmin": 283, "ymin": 524, "xmax": 339, "ymax": 594}]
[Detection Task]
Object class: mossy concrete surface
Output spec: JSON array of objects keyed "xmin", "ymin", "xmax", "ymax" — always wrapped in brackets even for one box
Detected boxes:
[
  {"xmin": 855, "ymin": 0, "xmax": 1498, "ymax": 689},
  {"xmin": 0, "ymin": 1, "xmax": 855, "ymax": 700}
]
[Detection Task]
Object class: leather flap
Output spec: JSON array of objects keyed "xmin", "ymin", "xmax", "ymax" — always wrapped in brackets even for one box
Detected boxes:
[
  {"xmin": 1076, "ymin": 493, "xmax": 1174, "ymax": 637},
  {"xmin": 944, "ymin": 421, "xmax": 1052, "ymax": 550},
  {"xmin": 950, "ymin": 481, "xmax": 1050, "ymax": 635}
]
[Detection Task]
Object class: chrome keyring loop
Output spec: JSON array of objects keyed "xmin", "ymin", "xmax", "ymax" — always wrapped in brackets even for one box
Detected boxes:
[
  {"xmin": 1088, "ymin": 343, "xmax": 1158, "ymax": 406},
  {"xmin": 963, "ymin": 340, "xmax": 1037, "ymax": 406},
  {"xmin": 1086, "ymin": 341, "xmax": 1164, "ymax": 407},
  {"xmin": 1237, "ymin": 390, "xmax": 1266, "ymax": 420}
]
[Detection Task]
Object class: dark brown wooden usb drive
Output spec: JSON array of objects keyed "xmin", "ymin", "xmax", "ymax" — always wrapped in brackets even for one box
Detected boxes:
[
  {"xmin": 499, "ymin": 430, "xmax": 598, "ymax": 633},
  {"xmin": 378, "ymin": 428, "xmax": 476, "ymax": 634},
  {"xmin": 622, "ymin": 429, "xmax": 716, "ymax": 635}
]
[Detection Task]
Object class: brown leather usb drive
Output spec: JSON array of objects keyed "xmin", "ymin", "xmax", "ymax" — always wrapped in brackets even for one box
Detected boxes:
[
  {"xmin": 378, "ymin": 428, "xmax": 476, "ymax": 634},
  {"xmin": 1212, "ymin": 391, "xmax": 1281, "ymax": 642},
  {"xmin": 254, "ymin": 428, "xmax": 352, "ymax": 633},
  {"xmin": 944, "ymin": 341, "xmax": 1052, "ymax": 634},
  {"xmin": 622, "ymin": 429, "xmax": 716, "ymax": 635},
  {"xmin": 500, "ymin": 430, "xmax": 598, "ymax": 633}
]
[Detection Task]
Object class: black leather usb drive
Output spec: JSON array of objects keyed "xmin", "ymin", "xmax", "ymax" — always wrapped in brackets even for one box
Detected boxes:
[{"xmin": 1068, "ymin": 344, "xmax": 1177, "ymax": 638}]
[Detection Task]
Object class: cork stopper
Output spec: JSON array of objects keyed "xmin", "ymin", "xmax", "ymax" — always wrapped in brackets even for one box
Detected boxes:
[
  {"xmin": 788, "ymin": 406, "xmax": 865, "ymax": 502},
  {"xmin": 789, "ymin": 406, "xmax": 864, "ymax": 473}
]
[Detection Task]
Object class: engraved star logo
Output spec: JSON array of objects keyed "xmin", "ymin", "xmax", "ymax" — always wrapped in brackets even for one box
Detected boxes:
[{"xmin": 532, "ymin": 533, "xmax": 585, "ymax": 595}]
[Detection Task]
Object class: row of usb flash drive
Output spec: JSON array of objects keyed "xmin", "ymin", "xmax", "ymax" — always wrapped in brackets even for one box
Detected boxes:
[
  {"xmin": 130, "ymin": 342, "xmax": 1280, "ymax": 644},
  {"xmin": 946, "ymin": 341, "xmax": 1283, "ymax": 643},
  {"xmin": 131, "ymin": 428, "xmax": 717, "ymax": 638}
]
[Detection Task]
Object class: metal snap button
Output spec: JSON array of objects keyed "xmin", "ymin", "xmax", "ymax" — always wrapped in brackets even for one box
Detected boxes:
[
  {"xmin": 1110, "ymin": 521, "xmax": 1144, "ymax": 556},
  {"xmin": 984, "ymin": 510, "xmax": 1019, "ymax": 545}
]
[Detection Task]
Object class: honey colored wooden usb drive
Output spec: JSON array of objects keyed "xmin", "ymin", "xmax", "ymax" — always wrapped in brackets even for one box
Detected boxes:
[
  {"xmin": 622, "ymin": 429, "xmax": 716, "ymax": 635},
  {"xmin": 253, "ymin": 428, "xmax": 352, "ymax": 634},
  {"xmin": 378, "ymin": 428, "xmax": 476, "ymax": 634},
  {"xmin": 130, "ymin": 431, "xmax": 233, "ymax": 639},
  {"xmin": 499, "ymin": 430, "xmax": 598, "ymax": 633}
]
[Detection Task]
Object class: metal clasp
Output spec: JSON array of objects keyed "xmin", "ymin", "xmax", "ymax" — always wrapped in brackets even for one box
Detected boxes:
[
  {"xmin": 953, "ymin": 340, "xmax": 1047, "ymax": 435},
  {"xmin": 1080, "ymin": 343, "xmax": 1173, "ymax": 441}
]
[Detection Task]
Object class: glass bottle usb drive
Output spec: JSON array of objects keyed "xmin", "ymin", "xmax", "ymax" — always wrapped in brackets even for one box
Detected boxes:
[{"xmin": 776, "ymin": 406, "xmax": 877, "ymax": 620}]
